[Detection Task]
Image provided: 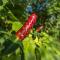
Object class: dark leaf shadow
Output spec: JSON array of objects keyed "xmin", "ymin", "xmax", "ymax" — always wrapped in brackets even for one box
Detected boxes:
[{"xmin": 0, "ymin": 0, "xmax": 3, "ymax": 6}]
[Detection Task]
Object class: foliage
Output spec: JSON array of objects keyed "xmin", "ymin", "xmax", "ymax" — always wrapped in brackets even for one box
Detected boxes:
[{"xmin": 0, "ymin": 0, "xmax": 60, "ymax": 60}]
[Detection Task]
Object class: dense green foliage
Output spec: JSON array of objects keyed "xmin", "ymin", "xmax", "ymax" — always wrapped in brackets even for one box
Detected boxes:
[{"xmin": 0, "ymin": 0, "xmax": 60, "ymax": 60}]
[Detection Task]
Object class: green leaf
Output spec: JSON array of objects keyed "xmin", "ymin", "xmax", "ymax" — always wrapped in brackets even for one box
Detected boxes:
[
  {"xmin": 23, "ymin": 34, "xmax": 36, "ymax": 60},
  {"xmin": 12, "ymin": 22, "xmax": 22, "ymax": 31}
]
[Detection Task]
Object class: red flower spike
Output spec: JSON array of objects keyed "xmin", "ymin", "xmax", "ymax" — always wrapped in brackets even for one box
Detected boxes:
[
  {"xmin": 16, "ymin": 13, "xmax": 37, "ymax": 41},
  {"xmin": 36, "ymin": 24, "xmax": 44, "ymax": 32}
]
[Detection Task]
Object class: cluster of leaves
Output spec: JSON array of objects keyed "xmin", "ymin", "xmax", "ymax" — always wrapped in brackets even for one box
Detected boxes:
[{"xmin": 0, "ymin": 0, "xmax": 60, "ymax": 60}]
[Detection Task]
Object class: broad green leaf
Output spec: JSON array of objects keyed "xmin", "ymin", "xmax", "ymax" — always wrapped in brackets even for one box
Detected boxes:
[
  {"xmin": 23, "ymin": 34, "xmax": 36, "ymax": 60},
  {"xmin": 12, "ymin": 22, "xmax": 22, "ymax": 31}
]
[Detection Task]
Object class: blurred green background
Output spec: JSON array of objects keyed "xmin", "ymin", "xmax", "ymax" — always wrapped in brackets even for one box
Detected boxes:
[{"xmin": 0, "ymin": 0, "xmax": 60, "ymax": 60}]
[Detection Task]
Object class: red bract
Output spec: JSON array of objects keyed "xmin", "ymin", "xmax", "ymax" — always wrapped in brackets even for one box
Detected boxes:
[
  {"xmin": 16, "ymin": 13, "xmax": 37, "ymax": 41},
  {"xmin": 36, "ymin": 24, "xmax": 44, "ymax": 32}
]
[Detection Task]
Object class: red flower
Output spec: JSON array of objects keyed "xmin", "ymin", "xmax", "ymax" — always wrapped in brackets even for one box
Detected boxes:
[
  {"xmin": 36, "ymin": 24, "xmax": 44, "ymax": 32},
  {"xmin": 16, "ymin": 13, "xmax": 37, "ymax": 41}
]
